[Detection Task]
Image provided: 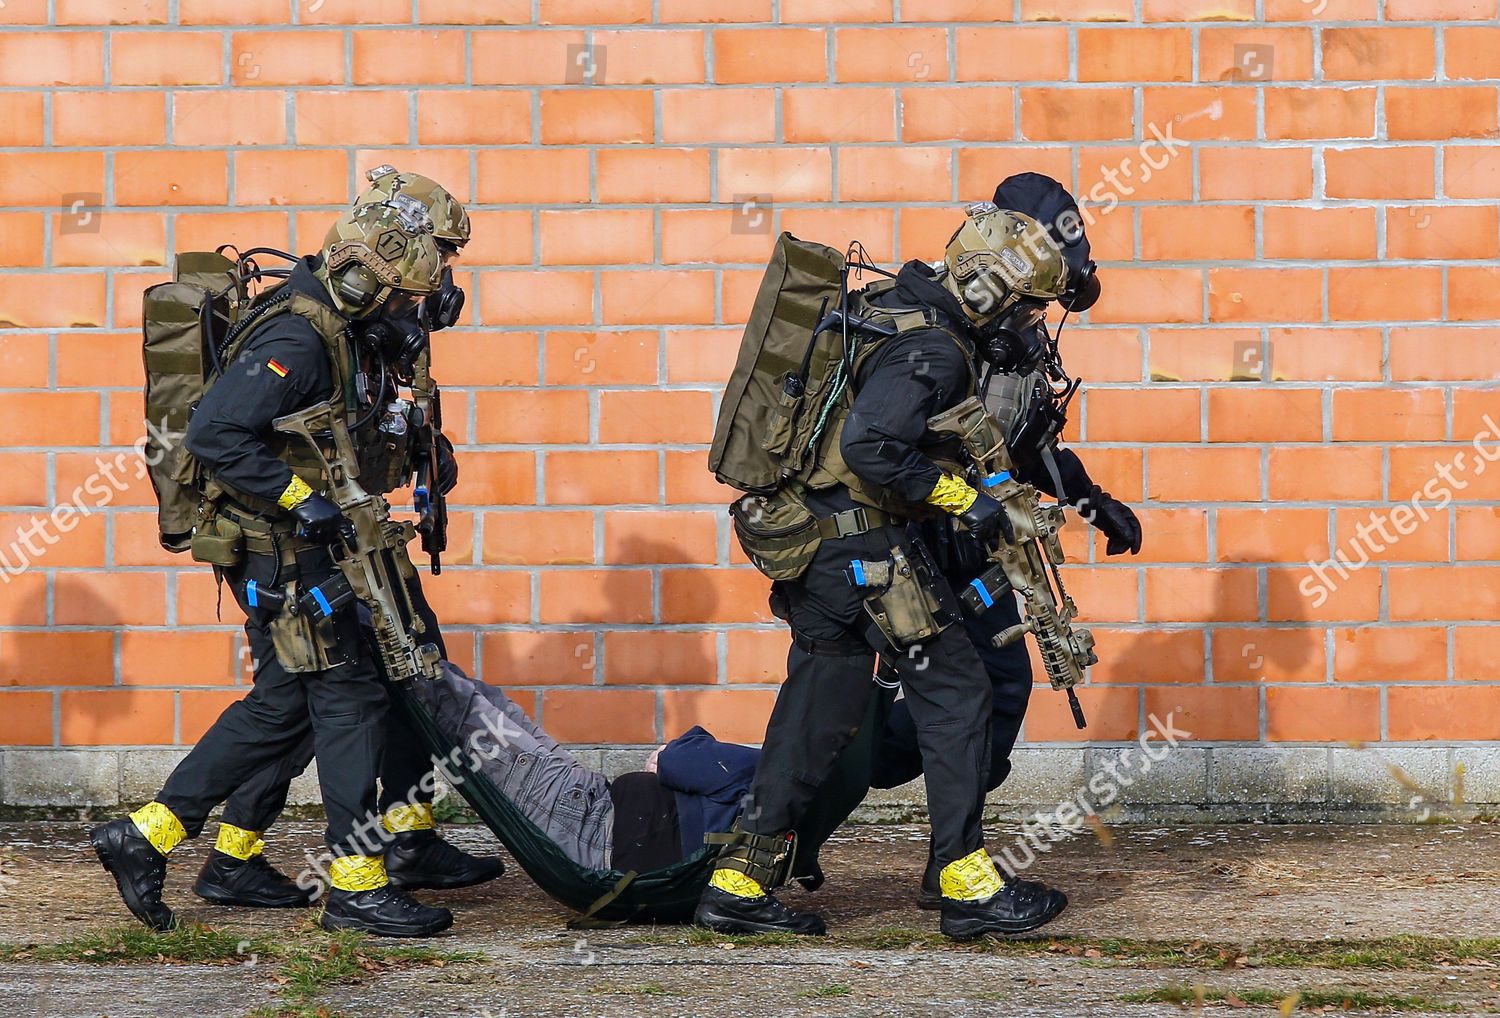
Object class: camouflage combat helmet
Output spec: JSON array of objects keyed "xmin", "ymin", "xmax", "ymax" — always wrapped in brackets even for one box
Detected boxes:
[
  {"xmin": 356, "ymin": 164, "xmax": 470, "ymax": 250},
  {"xmin": 318, "ymin": 198, "xmax": 444, "ymax": 319},
  {"xmin": 941, "ymin": 202, "xmax": 1069, "ymax": 325}
]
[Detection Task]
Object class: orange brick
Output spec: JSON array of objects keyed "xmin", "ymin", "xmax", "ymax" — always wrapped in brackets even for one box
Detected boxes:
[
  {"xmin": 1197, "ymin": 26, "xmax": 1314, "ymax": 81},
  {"xmin": 1148, "ymin": 447, "xmax": 1261, "ymax": 503},
  {"xmin": 0, "ymin": 151, "xmax": 106, "ymax": 206},
  {"xmin": 352, "ymin": 30, "xmax": 466, "ymax": 85},
  {"xmin": 1268, "ymin": 328, "xmax": 1383, "ymax": 383},
  {"xmin": 839, "ymin": 146, "xmax": 952, "ymax": 203},
  {"xmin": 1332, "ymin": 389, "xmax": 1445, "ymax": 443},
  {"xmin": 1262, "ymin": 207, "xmax": 1377, "ymax": 261},
  {"xmin": 472, "ymin": 29, "xmax": 584, "ymax": 85},
  {"xmin": 1063, "ymin": 567, "xmax": 1141, "ymax": 625},
  {"xmin": 547, "ymin": 450, "xmax": 659, "ymax": 505},
  {"xmin": 835, "ymin": 27, "xmax": 946, "ymax": 83},
  {"xmin": 1200, "ymin": 147, "xmax": 1313, "ymax": 200},
  {"xmin": 540, "ymin": 89, "xmax": 653, "ymax": 145},
  {"xmin": 0, "ymin": 332, "xmax": 48, "ymax": 385},
  {"xmin": 1448, "ymin": 266, "xmax": 1500, "ymax": 322},
  {"xmin": 301, "ymin": 0, "xmax": 409, "ymax": 21},
  {"xmin": 458, "ymin": 211, "xmax": 534, "ymax": 268},
  {"xmin": 1323, "ymin": 26, "xmax": 1435, "ymax": 81},
  {"xmin": 604, "ymin": 510, "xmax": 718, "ymax": 565},
  {"xmin": 57, "ymin": 0, "xmax": 168, "ymax": 22},
  {"xmin": 726, "ymin": 630, "xmax": 787, "ymax": 684},
  {"xmin": 53, "ymin": 92, "xmax": 165, "ymax": 147},
  {"xmin": 1208, "ymin": 389, "xmax": 1323, "ymax": 444},
  {"xmin": 955, "ymin": 149, "xmax": 1073, "ymax": 211},
  {"xmin": 0, "ymin": 392, "xmax": 100, "ymax": 445},
  {"xmin": 1085, "ymin": 268, "xmax": 1203, "ymax": 325},
  {"xmin": 661, "ymin": 568, "xmax": 773, "ymax": 624},
  {"xmin": 1325, "ymin": 147, "xmax": 1435, "ymax": 201},
  {"xmin": 480, "ymin": 270, "xmax": 592, "ymax": 327},
  {"xmin": 181, "ymin": 0, "xmax": 293, "ymax": 22},
  {"xmin": 295, "ymin": 91, "xmax": 409, "ymax": 146},
  {"xmin": 543, "ymin": 689, "xmax": 657, "ymax": 744},
  {"xmin": 714, "ymin": 28, "xmax": 826, "ymax": 84},
  {"xmin": 1211, "ymin": 628, "xmax": 1327, "ymax": 683},
  {"xmin": 423, "ymin": 569, "xmax": 532, "ymax": 625},
  {"xmin": 417, "ymin": 91, "xmax": 530, "ymax": 145},
  {"xmin": 1143, "ymin": 0, "xmax": 1254, "ymax": 16},
  {"xmin": 51, "ymin": 213, "xmax": 167, "ymax": 269},
  {"xmin": 1386, "ymin": 0, "xmax": 1493, "ymax": 15},
  {"xmin": 0, "ymin": 93, "xmax": 45, "ymax": 146},
  {"xmin": 169, "ymin": 89, "xmax": 285, "ymax": 146},
  {"xmin": 1332, "ymin": 266, "xmax": 1444, "ymax": 324},
  {"xmin": 1388, "ymin": 87, "xmax": 1498, "ymax": 142},
  {"xmin": 1446, "ymin": 26, "xmax": 1500, "ymax": 80},
  {"xmin": 1020, "ymin": 87, "xmax": 1134, "ymax": 141},
  {"xmin": 664, "ymin": 329, "xmax": 739, "ymax": 385},
  {"xmin": 0, "ymin": 692, "xmax": 53, "ymax": 746},
  {"xmin": 0, "ymin": 31, "xmax": 104, "ymax": 86},
  {"xmin": 178, "ymin": 689, "xmax": 246, "ymax": 743},
  {"xmin": 1144, "ymin": 686, "xmax": 1259, "ymax": 741},
  {"xmin": 0, "ymin": 453, "xmax": 48, "ymax": 508},
  {"xmin": 1389, "ymin": 206, "xmax": 1497, "ymax": 262},
  {"xmin": 601, "ymin": 270, "xmax": 715, "ymax": 326},
  {"xmin": 175, "ymin": 212, "xmax": 291, "ymax": 256},
  {"xmin": 120, "ymin": 631, "xmax": 238, "ymax": 686},
  {"xmin": 1217, "ymin": 508, "xmax": 1330, "ymax": 565},
  {"xmin": 451, "ymin": 451, "xmax": 536, "ymax": 507},
  {"xmin": 539, "ymin": 569, "xmax": 653, "ymax": 624},
  {"xmin": 62, "ymin": 689, "xmax": 174, "ymax": 745},
  {"xmin": 1267, "ymin": 686, "xmax": 1379, "ymax": 742},
  {"xmin": 478, "ymin": 510, "xmax": 592, "ymax": 567},
  {"xmin": 955, "ymin": 27, "xmax": 1068, "ymax": 81},
  {"xmin": 1208, "ymin": 268, "xmax": 1323, "ymax": 325},
  {"xmin": 231, "ymin": 30, "xmax": 344, "ymax": 86},
  {"xmin": 1389, "ymin": 685, "xmax": 1500, "ymax": 742},
  {"xmin": 598, "ymin": 148, "xmax": 712, "ymax": 203},
  {"xmin": 1268, "ymin": 565, "xmax": 1378, "ymax": 623},
  {"xmin": 1026, "ymin": 685, "xmax": 1140, "ymax": 742},
  {"xmin": 539, "ymin": 0, "xmax": 651, "ymax": 23},
  {"xmin": 592, "ymin": 29, "xmax": 706, "ymax": 84},
  {"xmin": 116, "ymin": 150, "xmax": 227, "ymax": 206},
  {"xmin": 1455, "ymin": 626, "xmax": 1500, "ymax": 682},
  {"xmin": 666, "ymin": 450, "xmax": 739, "ymax": 505},
  {"xmin": 1124, "ymin": 508, "xmax": 1205, "ymax": 564},
  {"xmin": 54, "ymin": 572, "xmax": 166, "ymax": 626},
  {"xmin": 1148, "ymin": 329, "xmax": 1264, "ymax": 384},
  {"xmin": 1089, "ymin": 629, "xmax": 1207, "ymax": 684},
  {"xmin": 112, "ymin": 31, "xmax": 221, "ymax": 85},
  {"xmin": 1390, "ymin": 567, "xmax": 1500, "ymax": 622},
  {"xmin": 1140, "ymin": 207, "xmax": 1255, "ymax": 264},
  {"xmin": 1078, "ymin": 27, "xmax": 1191, "ymax": 82},
  {"xmin": 598, "ymin": 391, "xmax": 713, "ymax": 445},
  {"xmin": 717, "ymin": 147, "xmax": 832, "ymax": 203},
  {"xmin": 234, "ymin": 150, "xmax": 350, "ymax": 207},
  {"xmin": 0, "ymin": 632, "xmax": 113, "ymax": 687},
  {"xmin": 605, "ymin": 631, "xmax": 717, "ymax": 684},
  {"xmin": 663, "ymin": 689, "xmax": 777, "ymax": 744},
  {"xmin": 1079, "ymin": 143, "xmax": 1194, "ymax": 204},
  {"xmin": 661, "ymin": 87, "xmax": 776, "ymax": 143},
  {"xmin": 661, "ymin": 210, "xmax": 781, "ymax": 266},
  {"xmin": 1334, "ymin": 627, "xmax": 1447, "ymax": 684},
  {"xmin": 540, "ymin": 210, "xmax": 652, "ymax": 267},
  {"xmin": 1085, "ymin": 389, "xmax": 1200, "ymax": 443},
  {"xmin": 1018, "ymin": 0, "xmax": 1132, "ymax": 16},
  {"xmin": 1146, "ymin": 568, "xmax": 1258, "ymax": 624},
  {"xmin": 474, "ymin": 390, "xmax": 590, "ymax": 445},
  {"xmin": 900, "ymin": 86, "xmax": 1013, "ymax": 144},
  {"xmin": 784, "ymin": 0, "xmax": 889, "ymax": 19},
  {"xmin": 1265, "ymin": 87, "xmax": 1376, "ymax": 142},
  {"xmin": 783, "ymin": 87, "xmax": 897, "ymax": 144},
  {"xmin": 1269, "ymin": 447, "xmax": 1382, "ymax": 502},
  {"xmin": 481, "ymin": 630, "xmax": 598, "ymax": 685},
  {"xmin": 545, "ymin": 331, "xmax": 658, "ymax": 385},
  {"xmin": 1390, "ymin": 444, "xmax": 1500, "ymax": 505},
  {"xmin": 1457, "ymin": 507, "xmax": 1500, "ymax": 561},
  {"xmin": 1142, "ymin": 87, "xmax": 1256, "ymax": 143}
]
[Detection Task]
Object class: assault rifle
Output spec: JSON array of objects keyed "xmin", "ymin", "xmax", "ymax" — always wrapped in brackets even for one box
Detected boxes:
[
  {"xmin": 409, "ymin": 351, "xmax": 448, "ymax": 575},
  {"xmin": 928, "ymin": 396, "xmax": 1096, "ymax": 729},
  {"xmin": 274, "ymin": 401, "xmax": 442, "ymax": 684}
]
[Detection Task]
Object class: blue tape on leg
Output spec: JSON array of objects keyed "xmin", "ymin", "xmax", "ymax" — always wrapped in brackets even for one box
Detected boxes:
[
  {"xmin": 246, "ymin": 580, "xmax": 259, "ymax": 608},
  {"xmin": 968, "ymin": 577, "xmax": 995, "ymax": 608},
  {"xmin": 311, "ymin": 586, "xmax": 333, "ymax": 618}
]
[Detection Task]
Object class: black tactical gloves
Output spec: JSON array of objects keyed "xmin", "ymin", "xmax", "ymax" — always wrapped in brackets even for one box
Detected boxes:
[
  {"xmin": 435, "ymin": 433, "xmax": 459, "ymax": 495},
  {"xmin": 1075, "ymin": 484, "xmax": 1141, "ymax": 556},
  {"xmin": 290, "ymin": 493, "xmax": 347, "ymax": 545},
  {"xmin": 957, "ymin": 489, "xmax": 1014, "ymax": 545}
]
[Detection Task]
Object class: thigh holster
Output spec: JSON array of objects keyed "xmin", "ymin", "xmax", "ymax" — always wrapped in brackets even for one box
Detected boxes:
[{"xmin": 705, "ymin": 824, "xmax": 799, "ymax": 891}]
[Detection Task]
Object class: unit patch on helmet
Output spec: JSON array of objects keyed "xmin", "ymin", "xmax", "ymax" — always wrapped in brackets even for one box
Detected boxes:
[
  {"xmin": 997, "ymin": 246, "xmax": 1033, "ymax": 287},
  {"xmin": 376, "ymin": 229, "xmax": 408, "ymax": 261}
]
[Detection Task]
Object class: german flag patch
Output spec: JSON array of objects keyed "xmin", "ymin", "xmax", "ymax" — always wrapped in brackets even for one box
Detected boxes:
[{"xmin": 267, "ymin": 358, "xmax": 289, "ymax": 378}]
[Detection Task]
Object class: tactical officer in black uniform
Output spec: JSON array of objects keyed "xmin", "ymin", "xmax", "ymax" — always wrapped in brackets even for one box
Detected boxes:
[
  {"xmin": 91, "ymin": 200, "xmax": 456, "ymax": 938},
  {"xmin": 870, "ymin": 174, "xmax": 1142, "ymax": 906},
  {"xmin": 191, "ymin": 169, "xmax": 503, "ymax": 912},
  {"xmin": 696, "ymin": 204, "xmax": 1075, "ymax": 940}
]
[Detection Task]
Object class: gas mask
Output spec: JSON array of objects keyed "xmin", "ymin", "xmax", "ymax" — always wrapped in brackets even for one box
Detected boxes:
[
  {"xmin": 425, "ymin": 265, "xmax": 466, "ymax": 332},
  {"xmin": 977, "ymin": 298, "xmax": 1048, "ymax": 373},
  {"xmin": 355, "ymin": 293, "xmax": 429, "ymax": 383}
]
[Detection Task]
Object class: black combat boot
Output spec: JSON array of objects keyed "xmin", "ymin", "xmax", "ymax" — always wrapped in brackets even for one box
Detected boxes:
[
  {"xmin": 694, "ymin": 885, "xmax": 827, "ymax": 936},
  {"xmin": 939, "ymin": 880, "xmax": 1068, "ymax": 940},
  {"xmin": 917, "ymin": 852, "xmax": 1052, "ymax": 910},
  {"xmin": 90, "ymin": 819, "xmax": 175, "ymax": 932},
  {"xmin": 320, "ymin": 886, "xmax": 453, "ymax": 937},
  {"xmin": 385, "ymin": 830, "xmax": 505, "ymax": 891},
  {"xmin": 194, "ymin": 850, "xmax": 319, "ymax": 908}
]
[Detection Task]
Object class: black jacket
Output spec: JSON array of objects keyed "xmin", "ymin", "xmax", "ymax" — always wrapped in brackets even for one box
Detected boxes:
[
  {"xmin": 185, "ymin": 259, "xmax": 341, "ymax": 508},
  {"xmin": 837, "ymin": 261, "xmax": 982, "ymax": 506}
]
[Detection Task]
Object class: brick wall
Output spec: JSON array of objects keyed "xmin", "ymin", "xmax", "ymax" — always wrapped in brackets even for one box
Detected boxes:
[{"xmin": 1, "ymin": 2, "xmax": 1498, "ymax": 791}]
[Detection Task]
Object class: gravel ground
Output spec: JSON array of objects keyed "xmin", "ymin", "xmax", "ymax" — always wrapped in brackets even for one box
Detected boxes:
[{"xmin": 1, "ymin": 820, "xmax": 1498, "ymax": 1017}]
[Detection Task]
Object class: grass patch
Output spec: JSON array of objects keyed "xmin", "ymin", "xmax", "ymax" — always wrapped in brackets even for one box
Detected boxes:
[
  {"xmin": 1126, "ymin": 984, "xmax": 1461, "ymax": 1012},
  {"xmin": 800, "ymin": 983, "xmax": 852, "ymax": 998},
  {"xmin": 0, "ymin": 924, "xmax": 278, "ymax": 965}
]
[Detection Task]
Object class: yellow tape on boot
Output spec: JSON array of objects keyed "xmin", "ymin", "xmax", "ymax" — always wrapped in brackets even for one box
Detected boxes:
[
  {"xmin": 382, "ymin": 802, "xmax": 435, "ymax": 834},
  {"xmin": 329, "ymin": 854, "xmax": 388, "ymax": 892},
  {"xmin": 709, "ymin": 868, "xmax": 765, "ymax": 899},
  {"xmin": 939, "ymin": 848, "xmax": 1005, "ymax": 902},
  {"xmin": 214, "ymin": 823, "xmax": 265, "ymax": 861},
  {"xmin": 129, "ymin": 801, "xmax": 187, "ymax": 856}
]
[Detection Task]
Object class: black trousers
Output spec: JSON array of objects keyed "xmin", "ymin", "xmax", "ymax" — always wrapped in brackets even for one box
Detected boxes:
[
  {"xmin": 870, "ymin": 587, "xmax": 1033, "ymax": 793},
  {"xmin": 158, "ymin": 548, "xmax": 387, "ymax": 854},
  {"xmin": 219, "ymin": 572, "xmax": 447, "ymax": 834},
  {"xmin": 742, "ymin": 522, "xmax": 993, "ymax": 870}
]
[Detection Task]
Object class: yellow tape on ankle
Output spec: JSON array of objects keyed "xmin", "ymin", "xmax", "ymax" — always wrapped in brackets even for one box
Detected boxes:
[
  {"xmin": 382, "ymin": 802, "xmax": 435, "ymax": 834},
  {"xmin": 709, "ymin": 868, "xmax": 765, "ymax": 899},
  {"xmin": 329, "ymin": 854, "xmax": 388, "ymax": 892},
  {"xmin": 129, "ymin": 801, "xmax": 187, "ymax": 856},
  {"xmin": 214, "ymin": 823, "xmax": 265, "ymax": 861},
  {"xmin": 939, "ymin": 848, "xmax": 1005, "ymax": 902}
]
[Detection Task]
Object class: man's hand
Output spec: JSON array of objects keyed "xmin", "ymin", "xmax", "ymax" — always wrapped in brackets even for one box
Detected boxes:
[
  {"xmin": 290, "ymin": 493, "xmax": 347, "ymax": 545},
  {"xmin": 956, "ymin": 489, "xmax": 1014, "ymax": 545},
  {"xmin": 435, "ymin": 433, "xmax": 458, "ymax": 495},
  {"xmin": 1077, "ymin": 485, "xmax": 1141, "ymax": 556}
]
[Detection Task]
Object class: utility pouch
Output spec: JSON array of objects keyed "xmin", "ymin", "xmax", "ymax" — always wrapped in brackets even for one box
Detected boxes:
[
  {"xmin": 296, "ymin": 571, "xmax": 356, "ymax": 622},
  {"xmin": 761, "ymin": 374, "xmax": 804, "ymax": 457},
  {"xmin": 859, "ymin": 545, "xmax": 945, "ymax": 651},
  {"xmin": 266, "ymin": 580, "xmax": 350, "ymax": 674},
  {"xmin": 189, "ymin": 514, "xmax": 244, "ymax": 568},
  {"xmin": 731, "ymin": 487, "xmax": 821, "ymax": 582},
  {"xmin": 959, "ymin": 563, "xmax": 1012, "ymax": 617}
]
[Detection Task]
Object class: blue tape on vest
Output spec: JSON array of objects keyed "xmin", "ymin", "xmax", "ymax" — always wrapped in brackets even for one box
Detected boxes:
[
  {"xmin": 246, "ymin": 580, "xmax": 259, "ymax": 608},
  {"xmin": 851, "ymin": 559, "xmax": 866, "ymax": 586},
  {"xmin": 968, "ymin": 577, "xmax": 995, "ymax": 608},
  {"xmin": 311, "ymin": 586, "xmax": 333, "ymax": 618},
  {"xmin": 982, "ymin": 471, "xmax": 1011, "ymax": 489}
]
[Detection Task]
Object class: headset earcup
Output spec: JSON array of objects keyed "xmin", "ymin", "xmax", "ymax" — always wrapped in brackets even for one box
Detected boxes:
[
  {"xmin": 335, "ymin": 264, "xmax": 380, "ymax": 311},
  {"xmin": 1059, "ymin": 271, "xmax": 1101, "ymax": 312}
]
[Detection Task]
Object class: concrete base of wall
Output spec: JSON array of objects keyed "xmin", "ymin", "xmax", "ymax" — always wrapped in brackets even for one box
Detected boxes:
[{"xmin": 4, "ymin": 745, "xmax": 1494, "ymax": 823}]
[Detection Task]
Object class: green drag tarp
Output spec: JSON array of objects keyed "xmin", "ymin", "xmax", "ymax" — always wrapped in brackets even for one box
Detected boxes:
[{"xmin": 390, "ymin": 676, "xmax": 895, "ymax": 926}]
